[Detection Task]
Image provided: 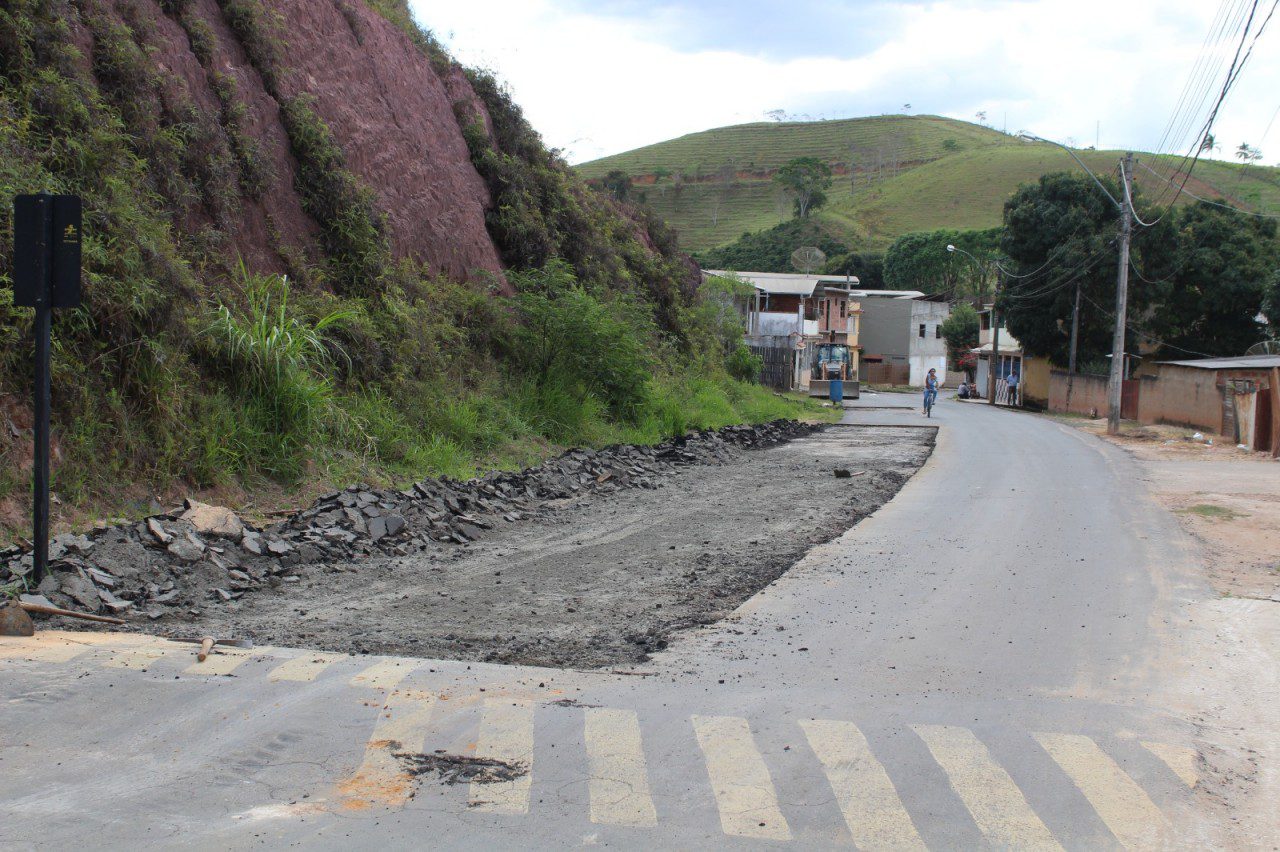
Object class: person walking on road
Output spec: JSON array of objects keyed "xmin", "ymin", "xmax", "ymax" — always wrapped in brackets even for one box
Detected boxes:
[{"xmin": 922, "ymin": 368, "xmax": 939, "ymax": 416}]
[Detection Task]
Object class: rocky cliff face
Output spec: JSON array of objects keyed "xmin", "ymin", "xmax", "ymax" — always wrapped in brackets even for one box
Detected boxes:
[{"xmin": 66, "ymin": 0, "xmax": 504, "ymax": 282}]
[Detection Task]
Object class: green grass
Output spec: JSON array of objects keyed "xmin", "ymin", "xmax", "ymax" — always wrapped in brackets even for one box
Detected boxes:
[
  {"xmin": 1178, "ymin": 504, "xmax": 1247, "ymax": 521},
  {"xmin": 576, "ymin": 115, "xmax": 1280, "ymax": 252}
]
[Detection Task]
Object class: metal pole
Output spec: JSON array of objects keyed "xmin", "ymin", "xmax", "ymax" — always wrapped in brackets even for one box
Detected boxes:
[
  {"xmin": 988, "ymin": 268, "xmax": 1001, "ymax": 405},
  {"xmin": 1106, "ymin": 153, "xmax": 1133, "ymax": 435},
  {"xmin": 32, "ymin": 305, "xmax": 50, "ymax": 586}
]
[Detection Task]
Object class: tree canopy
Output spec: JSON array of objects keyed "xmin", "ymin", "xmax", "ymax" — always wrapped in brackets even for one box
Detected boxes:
[
  {"xmin": 1000, "ymin": 172, "xmax": 1279, "ymax": 366},
  {"xmin": 883, "ymin": 228, "xmax": 1002, "ymax": 298},
  {"xmin": 774, "ymin": 157, "xmax": 833, "ymax": 218},
  {"xmin": 694, "ymin": 218, "xmax": 848, "ymax": 272}
]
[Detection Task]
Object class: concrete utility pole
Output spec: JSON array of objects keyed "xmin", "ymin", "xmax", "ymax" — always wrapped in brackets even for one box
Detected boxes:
[
  {"xmin": 1106, "ymin": 152, "xmax": 1134, "ymax": 436},
  {"xmin": 1066, "ymin": 282, "xmax": 1081, "ymax": 407},
  {"xmin": 988, "ymin": 282, "xmax": 1001, "ymax": 406}
]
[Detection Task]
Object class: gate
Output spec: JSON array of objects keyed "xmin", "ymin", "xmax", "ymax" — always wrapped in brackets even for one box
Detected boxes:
[{"xmin": 1121, "ymin": 379, "xmax": 1140, "ymax": 420}]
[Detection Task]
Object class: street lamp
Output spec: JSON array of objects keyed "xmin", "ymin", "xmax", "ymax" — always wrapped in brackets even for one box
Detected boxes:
[{"xmin": 948, "ymin": 244, "xmax": 1004, "ymax": 406}]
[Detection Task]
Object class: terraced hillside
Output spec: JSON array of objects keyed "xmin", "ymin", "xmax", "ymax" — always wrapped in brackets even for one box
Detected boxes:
[{"xmin": 577, "ymin": 115, "xmax": 1280, "ymax": 251}]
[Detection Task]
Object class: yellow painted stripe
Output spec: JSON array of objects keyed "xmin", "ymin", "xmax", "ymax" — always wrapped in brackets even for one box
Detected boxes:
[
  {"xmin": 0, "ymin": 632, "xmax": 126, "ymax": 662},
  {"xmin": 1140, "ymin": 741, "xmax": 1199, "ymax": 788},
  {"xmin": 469, "ymin": 699, "xmax": 535, "ymax": 814},
  {"xmin": 338, "ymin": 688, "xmax": 437, "ymax": 809},
  {"xmin": 801, "ymin": 719, "xmax": 925, "ymax": 850},
  {"xmin": 691, "ymin": 715, "xmax": 791, "ymax": 841},
  {"xmin": 102, "ymin": 647, "xmax": 172, "ymax": 670},
  {"xmin": 182, "ymin": 647, "xmax": 254, "ymax": 676},
  {"xmin": 584, "ymin": 708, "xmax": 657, "ymax": 827},
  {"xmin": 1035, "ymin": 732, "xmax": 1167, "ymax": 849},
  {"xmin": 269, "ymin": 651, "xmax": 345, "ymax": 682},
  {"xmin": 914, "ymin": 724, "xmax": 1061, "ymax": 851},
  {"xmin": 349, "ymin": 659, "xmax": 418, "ymax": 691}
]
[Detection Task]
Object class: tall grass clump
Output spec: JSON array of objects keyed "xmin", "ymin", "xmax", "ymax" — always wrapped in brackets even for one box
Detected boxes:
[{"xmin": 205, "ymin": 264, "xmax": 356, "ymax": 477}]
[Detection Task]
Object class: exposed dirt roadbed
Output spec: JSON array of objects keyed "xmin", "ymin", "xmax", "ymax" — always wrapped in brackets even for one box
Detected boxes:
[{"xmin": 182, "ymin": 425, "xmax": 934, "ymax": 668}]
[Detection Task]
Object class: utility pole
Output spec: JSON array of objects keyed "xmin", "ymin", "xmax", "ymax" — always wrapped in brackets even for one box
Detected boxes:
[
  {"xmin": 988, "ymin": 272, "xmax": 1001, "ymax": 406},
  {"xmin": 1106, "ymin": 152, "xmax": 1134, "ymax": 436},
  {"xmin": 1066, "ymin": 282, "xmax": 1081, "ymax": 407}
]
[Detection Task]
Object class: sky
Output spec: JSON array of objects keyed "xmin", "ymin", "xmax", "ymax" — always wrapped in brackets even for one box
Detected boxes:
[{"xmin": 407, "ymin": 0, "xmax": 1280, "ymax": 165}]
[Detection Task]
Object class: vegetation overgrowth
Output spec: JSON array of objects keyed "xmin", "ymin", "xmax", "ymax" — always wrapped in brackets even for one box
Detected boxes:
[{"xmin": 0, "ymin": 0, "xmax": 829, "ymax": 542}]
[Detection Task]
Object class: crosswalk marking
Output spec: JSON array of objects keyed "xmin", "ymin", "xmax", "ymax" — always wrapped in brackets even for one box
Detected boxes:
[
  {"xmin": 692, "ymin": 714, "xmax": 791, "ymax": 841},
  {"xmin": 583, "ymin": 707, "xmax": 657, "ymax": 827},
  {"xmin": 269, "ymin": 651, "xmax": 345, "ymax": 682},
  {"xmin": 1035, "ymin": 732, "xmax": 1167, "ymax": 849},
  {"xmin": 801, "ymin": 719, "xmax": 925, "ymax": 850},
  {"xmin": 913, "ymin": 724, "xmax": 1062, "ymax": 851},
  {"xmin": 182, "ymin": 647, "xmax": 254, "ymax": 676},
  {"xmin": 0, "ymin": 633, "xmax": 116, "ymax": 662},
  {"xmin": 470, "ymin": 698, "xmax": 536, "ymax": 814},
  {"xmin": 103, "ymin": 647, "xmax": 171, "ymax": 670},
  {"xmin": 338, "ymin": 688, "xmax": 437, "ymax": 809},
  {"xmin": 349, "ymin": 659, "xmax": 418, "ymax": 690},
  {"xmin": 1141, "ymin": 741, "xmax": 1199, "ymax": 788}
]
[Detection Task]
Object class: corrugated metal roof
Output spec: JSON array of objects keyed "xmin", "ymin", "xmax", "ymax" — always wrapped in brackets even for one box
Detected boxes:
[
  {"xmin": 704, "ymin": 270, "xmax": 820, "ymax": 296},
  {"xmin": 1158, "ymin": 354, "xmax": 1280, "ymax": 370}
]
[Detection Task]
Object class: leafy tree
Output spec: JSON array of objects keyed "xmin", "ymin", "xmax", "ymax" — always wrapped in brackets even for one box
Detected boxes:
[
  {"xmin": 883, "ymin": 228, "xmax": 1001, "ymax": 298},
  {"xmin": 601, "ymin": 169, "xmax": 633, "ymax": 201},
  {"xmin": 1235, "ymin": 142, "xmax": 1263, "ymax": 166},
  {"xmin": 1265, "ymin": 268, "xmax": 1280, "ymax": 332},
  {"xmin": 999, "ymin": 172, "xmax": 1175, "ymax": 366},
  {"xmin": 939, "ymin": 303, "xmax": 980, "ymax": 369},
  {"xmin": 1143, "ymin": 201, "xmax": 1278, "ymax": 357},
  {"xmin": 694, "ymin": 219, "xmax": 848, "ymax": 272},
  {"xmin": 774, "ymin": 156, "xmax": 832, "ymax": 218},
  {"xmin": 824, "ymin": 252, "xmax": 885, "ymax": 289}
]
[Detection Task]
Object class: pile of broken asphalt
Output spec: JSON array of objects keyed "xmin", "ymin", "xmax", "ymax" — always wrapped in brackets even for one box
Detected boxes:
[{"xmin": 1, "ymin": 420, "xmax": 819, "ymax": 627}]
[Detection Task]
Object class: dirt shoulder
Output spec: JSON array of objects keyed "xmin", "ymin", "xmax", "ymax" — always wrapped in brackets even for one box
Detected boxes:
[
  {"xmin": 164, "ymin": 425, "xmax": 933, "ymax": 668},
  {"xmin": 1059, "ymin": 417, "xmax": 1280, "ymax": 601}
]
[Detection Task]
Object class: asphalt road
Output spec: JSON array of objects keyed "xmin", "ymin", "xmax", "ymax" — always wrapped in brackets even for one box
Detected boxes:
[{"xmin": 0, "ymin": 394, "xmax": 1237, "ymax": 849}]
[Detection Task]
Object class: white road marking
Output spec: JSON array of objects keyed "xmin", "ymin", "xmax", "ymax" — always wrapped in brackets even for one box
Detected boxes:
[
  {"xmin": 349, "ymin": 659, "xmax": 418, "ymax": 690},
  {"xmin": 801, "ymin": 719, "xmax": 925, "ymax": 850},
  {"xmin": 583, "ymin": 707, "xmax": 657, "ymax": 827},
  {"xmin": 1035, "ymin": 732, "xmax": 1167, "ymax": 849},
  {"xmin": 338, "ymin": 688, "xmax": 437, "ymax": 809},
  {"xmin": 269, "ymin": 651, "xmax": 345, "ymax": 682},
  {"xmin": 470, "ymin": 698, "xmax": 535, "ymax": 814},
  {"xmin": 1140, "ymin": 741, "xmax": 1199, "ymax": 788},
  {"xmin": 914, "ymin": 724, "xmax": 1062, "ymax": 851},
  {"xmin": 691, "ymin": 714, "xmax": 791, "ymax": 841}
]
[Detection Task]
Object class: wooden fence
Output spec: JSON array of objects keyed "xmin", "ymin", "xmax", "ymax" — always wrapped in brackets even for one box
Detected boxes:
[{"xmin": 748, "ymin": 341, "xmax": 796, "ymax": 390}]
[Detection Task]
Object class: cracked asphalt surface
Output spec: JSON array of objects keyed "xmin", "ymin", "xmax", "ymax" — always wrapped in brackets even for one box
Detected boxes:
[{"xmin": 2, "ymin": 394, "xmax": 1274, "ymax": 848}]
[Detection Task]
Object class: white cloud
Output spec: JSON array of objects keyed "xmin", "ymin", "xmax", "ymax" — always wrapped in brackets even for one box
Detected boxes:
[{"xmin": 410, "ymin": 0, "xmax": 1280, "ymax": 165}]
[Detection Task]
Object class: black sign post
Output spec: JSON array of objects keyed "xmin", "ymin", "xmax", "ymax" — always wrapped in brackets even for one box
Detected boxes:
[{"xmin": 13, "ymin": 193, "xmax": 81, "ymax": 586}]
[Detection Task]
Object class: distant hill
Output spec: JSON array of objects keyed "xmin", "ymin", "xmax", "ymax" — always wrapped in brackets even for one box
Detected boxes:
[{"xmin": 576, "ymin": 115, "xmax": 1280, "ymax": 252}]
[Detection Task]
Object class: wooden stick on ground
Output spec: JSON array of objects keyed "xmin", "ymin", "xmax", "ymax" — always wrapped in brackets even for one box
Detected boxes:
[{"xmin": 18, "ymin": 601, "xmax": 126, "ymax": 625}]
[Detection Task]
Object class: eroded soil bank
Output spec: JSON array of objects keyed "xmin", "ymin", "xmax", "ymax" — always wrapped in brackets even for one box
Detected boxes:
[{"xmin": 181, "ymin": 425, "xmax": 934, "ymax": 667}]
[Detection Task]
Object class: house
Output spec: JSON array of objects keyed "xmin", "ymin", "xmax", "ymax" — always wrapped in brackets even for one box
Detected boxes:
[
  {"xmin": 971, "ymin": 305, "xmax": 1023, "ymax": 404},
  {"xmin": 703, "ymin": 270, "xmax": 863, "ymax": 395},
  {"xmin": 858, "ymin": 292, "xmax": 949, "ymax": 387}
]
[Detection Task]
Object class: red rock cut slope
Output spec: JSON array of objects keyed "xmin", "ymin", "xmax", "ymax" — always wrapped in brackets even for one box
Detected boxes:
[{"xmin": 91, "ymin": 0, "xmax": 504, "ymax": 283}]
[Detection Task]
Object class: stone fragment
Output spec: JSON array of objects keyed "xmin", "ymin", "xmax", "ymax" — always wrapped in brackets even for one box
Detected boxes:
[
  {"xmin": 168, "ymin": 535, "xmax": 205, "ymax": 562},
  {"xmin": 241, "ymin": 533, "xmax": 264, "ymax": 556},
  {"xmin": 384, "ymin": 514, "xmax": 406, "ymax": 536},
  {"xmin": 266, "ymin": 539, "xmax": 294, "ymax": 556},
  {"xmin": 181, "ymin": 499, "xmax": 245, "ymax": 539},
  {"xmin": 59, "ymin": 573, "xmax": 100, "ymax": 610},
  {"xmin": 146, "ymin": 518, "xmax": 173, "ymax": 544}
]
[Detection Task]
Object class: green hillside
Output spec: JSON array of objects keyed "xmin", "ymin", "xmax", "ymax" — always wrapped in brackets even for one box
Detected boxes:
[{"xmin": 576, "ymin": 115, "xmax": 1280, "ymax": 252}]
